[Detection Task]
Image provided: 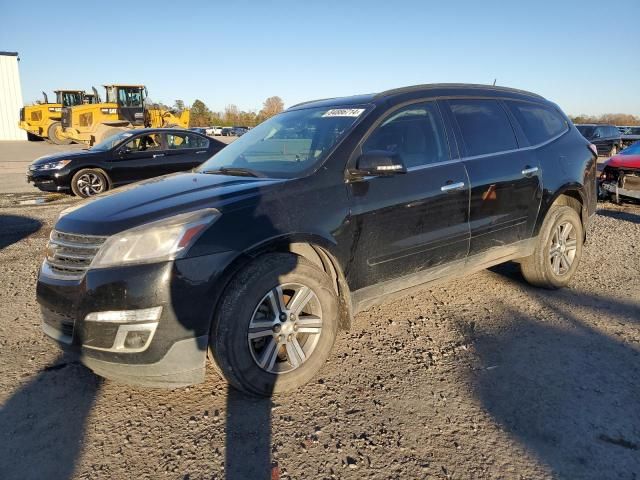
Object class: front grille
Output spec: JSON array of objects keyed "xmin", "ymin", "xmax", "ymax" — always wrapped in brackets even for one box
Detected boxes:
[
  {"xmin": 44, "ymin": 230, "xmax": 107, "ymax": 280},
  {"xmin": 61, "ymin": 107, "xmax": 71, "ymax": 128}
]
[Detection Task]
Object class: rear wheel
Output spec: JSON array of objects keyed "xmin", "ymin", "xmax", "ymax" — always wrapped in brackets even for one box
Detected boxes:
[
  {"xmin": 71, "ymin": 168, "xmax": 109, "ymax": 198},
  {"xmin": 209, "ymin": 253, "xmax": 339, "ymax": 396},
  {"xmin": 47, "ymin": 121, "xmax": 72, "ymax": 145},
  {"xmin": 520, "ymin": 206, "xmax": 583, "ymax": 289}
]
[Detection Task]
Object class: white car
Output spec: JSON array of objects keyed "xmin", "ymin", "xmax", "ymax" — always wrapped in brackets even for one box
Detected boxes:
[{"xmin": 206, "ymin": 126, "xmax": 223, "ymax": 136}]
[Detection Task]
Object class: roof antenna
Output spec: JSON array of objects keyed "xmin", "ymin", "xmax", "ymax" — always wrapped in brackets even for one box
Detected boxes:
[{"xmin": 492, "ymin": 78, "xmax": 497, "ymax": 86}]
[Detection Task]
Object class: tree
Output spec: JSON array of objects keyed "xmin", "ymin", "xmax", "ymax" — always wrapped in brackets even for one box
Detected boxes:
[
  {"xmin": 190, "ymin": 99, "xmax": 213, "ymax": 127},
  {"xmin": 570, "ymin": 113, "xmax": 640, "ymax": 126},
  {"xmin": 173, "ymin": 100, "xmax": 185, "ymax": 112},
  {"xmin": 259, "ymin": 96, "xmax": 284, "ymax": 120}
]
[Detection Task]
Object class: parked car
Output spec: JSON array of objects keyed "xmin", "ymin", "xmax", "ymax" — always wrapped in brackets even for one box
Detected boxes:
[
  {"xmin": 189, "ymin": 127, "xmax": 208, "ymax": 136},
  {"xmin": 27, "ymin": 128, "xmax": 226, "ymax": 197},
  {"xmin": 575, "ymin": 124, "xmax": 622, "ymax": 156},
  {"xmin": 599, "ymin": 141, "xmax": 640, "ymax": 202},
  {"xmin": 206, "ymin": 126, "xmax": 223, "ymax": 136},
  {"xmin": 230, "ymin": 127, "xmax": 248, "ymax": 136},
  {"xmin": 221, "ymin": 127, "xmax": 233, "ymax": 136},
  {"xmin": 37, "ymin": 84, "xmax": 596, "ymax": 396},
  {"xmin": 617, "ymin": 126, "xmax": 640, "ymax": 149}
]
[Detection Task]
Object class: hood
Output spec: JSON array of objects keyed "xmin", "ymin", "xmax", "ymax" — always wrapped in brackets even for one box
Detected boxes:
[
  {"xmin": 606, "ymin": 154, "xmax": 640, "ymax": 169},
  {"xmin": 31, "ymin": 149, "xmax": 96, "ymax": 166},
  {"xmin": 55, "ymin": 172, "xmax": 285, "ymax": 236}
]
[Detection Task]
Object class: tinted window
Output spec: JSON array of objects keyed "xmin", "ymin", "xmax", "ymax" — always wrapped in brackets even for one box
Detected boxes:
[
  {"xmin": 123, "ymin": 133, "xmax": 161, "ymax": 152},
  {"xmin": 363, "ymin": 102, "xmax": 448, "ymax": 168},
  {"xmin": 449, "ymin": 99, "xmax": 517, "ymax": 156},
  {"xmin": 167, "ymin": 133, "xmax": 209, "ymax": 149},
  {"xmin": 506, "ymin": 101, "xmax": 568, "ymax": 145}
]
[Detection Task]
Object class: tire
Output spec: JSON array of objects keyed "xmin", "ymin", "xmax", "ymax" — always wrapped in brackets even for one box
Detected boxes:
[
  {"xmin": 26, "ymin": 132, "xmax": 42, "ymax": 142},
  {"xmin": 520, "ymin": 205, "xmax": 583, "ymax": 289},
  {"xmin": 94, "ymin": 127, "xmax": 123, "ymax": 146},
  {"xmin": 47, "ymin": 121, "xmax": 72, "ymax": 145},
  {"xmin": 71, "ymin": 168, "xmax": 109, "ymax": 198},
  {"xmin": 209, "ymin": 252, "xmax": 339, "ymax": 396}
]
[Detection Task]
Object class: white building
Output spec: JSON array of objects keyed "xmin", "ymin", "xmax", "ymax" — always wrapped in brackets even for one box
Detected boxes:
[{"xmin": 0, "ymin": 51, "xmax": 27, "ymax": 141}]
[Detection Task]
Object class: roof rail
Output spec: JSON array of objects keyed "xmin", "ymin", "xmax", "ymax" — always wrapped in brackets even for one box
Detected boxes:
[{"xmin": 374, "ymin": 83, "xmax": 545, "ymax": 100}]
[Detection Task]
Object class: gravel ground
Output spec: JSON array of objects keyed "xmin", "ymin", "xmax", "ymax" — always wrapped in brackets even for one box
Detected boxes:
[{"xmin": 0, "ymin": 195, "xmax": 638, "ymax": 480}]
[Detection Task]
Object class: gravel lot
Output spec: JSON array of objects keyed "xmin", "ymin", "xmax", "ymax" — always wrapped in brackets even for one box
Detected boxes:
[{"xmin": 0, "ymin": 153, "xmax": 638, "ymax": 479}]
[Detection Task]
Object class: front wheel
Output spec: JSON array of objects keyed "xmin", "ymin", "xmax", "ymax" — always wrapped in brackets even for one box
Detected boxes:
[
  {"xmin": 47, "ymin": 121, "xmax": 72, "ymax": 145},
  {"xmin": 71, "ymin": 168, "xmax": 109, "ymax": 197},
  {"xmin": 209, "ymin": 253, "xmax": 339, "ymax": 396},
  {"xmin": 520, "ymin": 205, "xmax": 583, "ymax": 289}
]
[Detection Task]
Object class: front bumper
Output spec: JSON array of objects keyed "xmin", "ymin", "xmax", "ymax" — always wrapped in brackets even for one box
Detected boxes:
[
  {"xmin": 27, "ymin": 169, "xmax": 71, "ymax": 192},
  {"xmin": 37, "ymin": 251, "xmax": 236, "ymax": 387}
]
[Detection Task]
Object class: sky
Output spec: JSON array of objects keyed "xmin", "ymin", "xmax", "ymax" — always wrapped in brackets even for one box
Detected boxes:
[{"xmin": 1, "ymin": 0, "xmax": 639, "ymax": 116}]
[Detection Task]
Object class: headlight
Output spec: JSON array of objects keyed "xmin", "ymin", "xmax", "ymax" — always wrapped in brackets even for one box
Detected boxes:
[
  {"xmin": 38, "ymin": 160, "xmax": 72, "ymax": 170},
  {"xmin": 91, "ymin": 209, "xmax": 220, "ymax": 268}
]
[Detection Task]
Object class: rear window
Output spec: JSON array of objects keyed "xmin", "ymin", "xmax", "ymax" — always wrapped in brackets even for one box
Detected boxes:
[
  {"xmin": 506, "ymin": 101, "xmax": 568, "ymax": 145},
  {"xmin": 449, "ymin": 99, "xmax": 517, "ymax": 156},
  {"xmin": 167, "ymin": 133, "xmax": 209, "ymax": 149}
]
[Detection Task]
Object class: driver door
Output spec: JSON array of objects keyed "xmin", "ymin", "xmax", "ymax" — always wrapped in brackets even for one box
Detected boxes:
[{"xmin": 109, "ymin": 133, "xmax": 168, "ymax": 185}]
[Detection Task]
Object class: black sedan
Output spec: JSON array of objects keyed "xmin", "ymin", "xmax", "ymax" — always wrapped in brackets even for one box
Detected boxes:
[{"xmin": 27, "ymin": 128, "xmax": 226, "ymax": 197}]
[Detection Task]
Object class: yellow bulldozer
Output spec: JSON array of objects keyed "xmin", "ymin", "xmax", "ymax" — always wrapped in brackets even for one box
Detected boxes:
[
  {"xmin": 19, "ymin": 90, "xmax": 98, "ymax": 144},
  {"xmin": 60, "ymin": 84, "xmax": 190, "ymax": 145}
]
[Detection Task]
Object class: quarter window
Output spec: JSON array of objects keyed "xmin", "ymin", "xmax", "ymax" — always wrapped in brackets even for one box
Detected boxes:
[
  {"xmin": 449, "ymin": 99, "xmax": 517, "ymax": 156},
  {"xmin": 506, "ymin": 101, "xmax": 568, "ymax": 145},
  {"xmin": 363, "ymin": 102, "xmax": 449, "ymax": 168},
  {"xmin": 167, "ymin": 133, "xmax": 209, "ymax": 149}
]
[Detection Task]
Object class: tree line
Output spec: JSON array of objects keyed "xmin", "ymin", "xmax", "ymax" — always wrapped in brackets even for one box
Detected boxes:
[
  {"xmin": 569, "ymin": 113, "xmax": 640, "ymax": 126},
  {"xmin": 151, "ymin": 96, "xmax": 286, "ymax": 128}
]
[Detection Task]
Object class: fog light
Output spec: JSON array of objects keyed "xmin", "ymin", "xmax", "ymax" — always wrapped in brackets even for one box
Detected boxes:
[
  {"xmin": 85, "ymin": 306, "xmax": 162, "ymax": 323},
  {"xmin": 124, "ymin": 330, "xmax": 152, "ymax": 349}
]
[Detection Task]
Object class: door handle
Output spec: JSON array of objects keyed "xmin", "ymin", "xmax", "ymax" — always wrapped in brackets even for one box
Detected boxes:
[
  {"xmin": 521, "ymin": 166, "xmax": 539, "ymax": 176},
  {"xmin": 153, "ymin": 153, "xmax": 165, "ymax": 158},
  {"xmin": 196, "ymin": 150, "xmax": 207, "ymax": 154},
  {"xmin": 440, "ymin": 181, "xmax": 465, "ymax": 192}
]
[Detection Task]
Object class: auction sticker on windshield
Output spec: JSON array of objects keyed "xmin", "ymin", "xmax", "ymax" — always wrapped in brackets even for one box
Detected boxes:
[{"xmin": 322, "ymin": 108, "xmax": 366, "ymax": 117}]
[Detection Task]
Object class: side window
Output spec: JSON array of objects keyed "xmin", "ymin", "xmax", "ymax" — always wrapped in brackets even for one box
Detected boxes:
[
  {"xmin": 506, "ymin": 101, "xmax": 568, "ymax": 145},
  {"xmin": 167, "ymin": 133, "xmax": 209, "ymax": 149},
  {"xmin": 362, "ymin": 102, "xmax": 449, "ymax": 168},
  {"xmin": 123, "ymin": 133, "xmax": 162, "ymax": 152},
  {"xmin": 449, "ymin": 99, "xmax": 517, "ymax": 156},
  {"xmin": 594, "ymin": 127, "xmax": 604, "ymax": 138}
]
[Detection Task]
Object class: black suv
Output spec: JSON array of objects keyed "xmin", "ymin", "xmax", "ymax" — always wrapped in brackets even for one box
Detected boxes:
[
  {"xmin": 576, "ymin": 124, "xmax": 622, "ymax": 156},
  {"xmin": 37, "ymin": 84, "xmax": 597, "ymax": 396}
]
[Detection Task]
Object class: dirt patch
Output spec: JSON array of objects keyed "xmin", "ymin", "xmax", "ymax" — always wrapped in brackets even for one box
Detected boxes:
[{"xmin": 0, "ymin": 201, "xmax": 638, "ymax": 479}]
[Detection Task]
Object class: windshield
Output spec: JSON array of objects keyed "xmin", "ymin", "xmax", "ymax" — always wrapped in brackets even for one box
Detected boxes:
[
  {"xmin": 621, "ymin": 141, "xmax": 640, "ymax": 155},
  {"xmin": 198, "ymin": 106, "xmax": 368, "ymax": 178},
  {"xmin": 90, "ymin": 131, "xmax": 134, "ymax": 151},
  {"xmin": 576, "ymin": 125, "xmax": 595, "ymax": 138},
  {"xmin": 58, "ymin": 92, "xmax": 83, "ymax": 107}
]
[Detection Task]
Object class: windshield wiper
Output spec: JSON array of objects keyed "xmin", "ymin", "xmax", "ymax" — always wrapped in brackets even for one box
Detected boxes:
[{"xmin": 200, "ymin": 167, "xmax": 262, "ymax": 178}]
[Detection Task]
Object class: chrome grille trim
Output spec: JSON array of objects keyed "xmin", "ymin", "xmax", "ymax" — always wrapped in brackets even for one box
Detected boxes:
[{"xmin": 44, "ymin": 230, "xmax": 108, "ymax": 280}]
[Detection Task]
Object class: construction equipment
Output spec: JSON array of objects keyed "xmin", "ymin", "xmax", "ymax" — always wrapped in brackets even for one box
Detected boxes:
[
  {"xmin": 18, "ymin": 90, "xmax": 98, "ymax": 144},
  {"xmin": 60, "ymin": 84, "xmax": 190, "ymax": 145}
]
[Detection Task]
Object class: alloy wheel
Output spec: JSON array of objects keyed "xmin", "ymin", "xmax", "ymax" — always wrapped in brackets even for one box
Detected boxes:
[
  {"xmin": 248, "ymin": 283, "xmax": 323, "ymax": 374},
  {"xmin": 548, "ymin": 221, "xmax": 577, "ymax": 275},
  {"xmin": 76, "ymin": 173, "xmax": 105, "ymax": 196}
]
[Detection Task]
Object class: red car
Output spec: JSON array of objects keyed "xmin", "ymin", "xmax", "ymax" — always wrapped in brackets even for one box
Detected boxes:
[{"xmin": 599, "ymin": 141, "xmax": 640, "ymax": 202}]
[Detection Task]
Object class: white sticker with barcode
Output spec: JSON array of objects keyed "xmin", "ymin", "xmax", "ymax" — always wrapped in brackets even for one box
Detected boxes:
[{"xmin": 322, "ymin": 108, "xmax": 365, "ymax": 118}]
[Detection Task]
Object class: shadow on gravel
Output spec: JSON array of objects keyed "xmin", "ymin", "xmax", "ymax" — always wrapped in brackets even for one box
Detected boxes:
[
  {"xmin": 0, "ymin": 214, "xmax": 42, "ymax": 250},
  {"xmin": 471, "ymin": 264, "xmax": 640, "ymax": 477},
  {"xmin": 597, "ymin": 208, "xmax": 640, "ymax": 224},
  {"xmin": 0, "ymin": 353, "xmax": 101, "ymax": 480}
]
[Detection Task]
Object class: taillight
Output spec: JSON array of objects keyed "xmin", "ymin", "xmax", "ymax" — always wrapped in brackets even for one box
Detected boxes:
[{"xmin": 588, "ymin": 144, "xmax": 598, "ymax": 157}]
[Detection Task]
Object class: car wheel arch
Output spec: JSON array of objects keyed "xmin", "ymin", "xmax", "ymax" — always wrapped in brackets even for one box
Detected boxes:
[
  {"xmin": 205, "ymin": 236, "xmax": 354, "ymax": 336},
  {"xmin": 534, "ymin": 186, "xmax": 585, "ymax": 238}
]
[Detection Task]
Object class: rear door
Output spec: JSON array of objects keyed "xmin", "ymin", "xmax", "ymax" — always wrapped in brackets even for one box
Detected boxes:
[
  {"xmin": 346, "ymin": 101, "xmax": 470, "ymax": 290},
  {"xmin": 165, "ymin": 132, "xmax": 211, "ymax": 173},
  {"xmin": 108, "ymin": 132, "xmax": 168, "ymax": 185},
  {"xmin": 444, "ymin": 98, "xmax": 542, "ymax": 257}
]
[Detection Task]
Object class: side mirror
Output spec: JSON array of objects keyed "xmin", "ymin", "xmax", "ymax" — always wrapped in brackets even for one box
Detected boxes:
[{"xmin": 354, "ymin": 150, "xmax": 406, "ymax": 176}]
